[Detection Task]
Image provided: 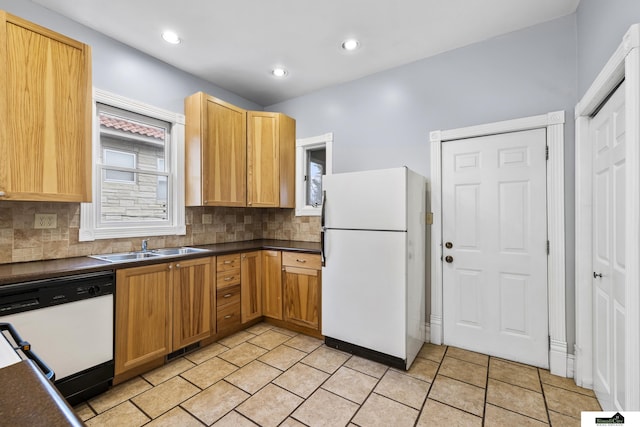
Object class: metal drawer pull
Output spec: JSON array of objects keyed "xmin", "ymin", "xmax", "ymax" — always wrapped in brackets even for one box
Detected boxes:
[
  {"xmin": 224, "ymin": 260, "xmax": 233, "ymax": 264},
  {"xmin": 224, "ymin": 276, "xmax": 233, "ymax": 281},
  {"xmin": 296, "ymin": 259, "xmax": 307, "ymax": 263},
  {"xmin": 224, "ymin": 314, "xmax": 232, "ymax": 319},
  {"xmin": 223, "ymin": 293, "xmax": 232, "ymax": 298}
]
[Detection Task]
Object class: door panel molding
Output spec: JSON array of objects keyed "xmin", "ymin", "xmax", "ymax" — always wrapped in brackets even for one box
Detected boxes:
[
  {"xmin": 430, "ymin": 110, "xmax": 566, "ymax": 375},
  {"xmin": 575, "ymin": 23, "xmax": 640, "ymax": 410}
]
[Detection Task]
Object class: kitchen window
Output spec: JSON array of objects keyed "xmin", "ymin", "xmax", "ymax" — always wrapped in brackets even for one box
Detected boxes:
[
  {"xmin": 80, "ymin": 89, "xmax": 185, "ymax": 241},
  {"xmin": 295, "ymin": 132, "xmax": 333, "ymax": 216}
]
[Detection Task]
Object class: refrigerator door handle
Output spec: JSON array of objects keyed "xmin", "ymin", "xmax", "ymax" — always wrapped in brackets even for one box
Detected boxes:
[
  {"xmin": 321, "ymin": 230, "xmax": 326, "ymax": 266},
  {"xmin": 321, "ymin": 190, "xmax": 327, "ymax": 230}
]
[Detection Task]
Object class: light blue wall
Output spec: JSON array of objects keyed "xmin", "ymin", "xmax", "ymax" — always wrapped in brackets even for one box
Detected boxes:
[
  {"xmin": 0, "ymin": 0, "xmax": 261, "ymax": 112},
  {"xmin": 268, "ymin": 15, "xmax": 579, "ymax": 351},
  {"xmin": 577, "ymin": 0, "xmax": 640, "ymax": 96}
]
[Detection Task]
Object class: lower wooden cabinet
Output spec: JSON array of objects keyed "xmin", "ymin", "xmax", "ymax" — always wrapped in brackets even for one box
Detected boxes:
[
  {"xmin": 115, "ymin": 263, "xmax": 172, "ymax": 375},
  {"xmin": 241, "ymin": 251, "xmax": 262, "ymax": 323},
  {"xmin": 261, "ymin": 250, "xmax": 283, "ymax": 320},
  {"xmin": 172, "ymin": 257, "xmax": 215, "ymax": 350},
  {"xmin": 217, "ymin": 254, "xmax": 242, "ymax": 332},
  {"xmin": 282, "ymin": 253, "xmax": 322, "ymax": 330},
  {"xmin": 115, "ymin": 257, "xmax": 215, "ymax": 376}
]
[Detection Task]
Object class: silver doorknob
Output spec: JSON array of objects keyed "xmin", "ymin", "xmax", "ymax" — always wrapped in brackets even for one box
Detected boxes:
[
  {"xmin": 445, "ymin": 255, "xmax": 453, "ymax": 263},
  {"xmin": 593, "ymin": 272, "xmax": 603, "ymax": 278},
  {"xmin": 445, "ymin": 242, "xmax": 453, "ymax": 249}
]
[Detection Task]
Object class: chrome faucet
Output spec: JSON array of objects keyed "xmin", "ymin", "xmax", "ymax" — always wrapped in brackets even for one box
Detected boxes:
[{"xmin": 141, "ymin": 239, "xmax": 149, "ymax": 252}]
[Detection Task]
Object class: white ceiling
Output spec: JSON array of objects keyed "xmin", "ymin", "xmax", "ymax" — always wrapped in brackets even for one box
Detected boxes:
[{"xmin": 31, "ymin": 0, "xmax": 580, "ymax": 106}]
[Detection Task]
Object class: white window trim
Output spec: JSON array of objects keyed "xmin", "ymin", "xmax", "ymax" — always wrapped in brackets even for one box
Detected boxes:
[
  {"xmin": 80, "ymin": 88, "xmax": 186, "ymax": 241},
  {"xmin": 295, "ymin": 132, "xmax": 333, "ymax": 216}
]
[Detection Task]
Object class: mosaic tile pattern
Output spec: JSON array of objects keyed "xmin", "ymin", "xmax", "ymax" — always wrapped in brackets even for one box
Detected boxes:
[{"xmin": 75, "ymin": 325, "xmax": 600, "ymax": 426}]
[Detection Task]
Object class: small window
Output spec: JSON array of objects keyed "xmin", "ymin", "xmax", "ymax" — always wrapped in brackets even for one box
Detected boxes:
[
  {"xmin": 296, "ymin": 133, "xmax": 333, "ymax": 216},
  {"xmin": 80, "ymin": 89, "xmax": 186, "ymax": 241}
]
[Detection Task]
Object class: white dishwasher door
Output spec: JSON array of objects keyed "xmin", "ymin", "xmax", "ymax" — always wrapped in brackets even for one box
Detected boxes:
[{"xmin": 1, "ymin": 295, "xmax": 113, "ymax": 380}]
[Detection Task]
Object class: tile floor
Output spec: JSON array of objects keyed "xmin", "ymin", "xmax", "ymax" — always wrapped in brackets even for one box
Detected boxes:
[{"xmin": 74, "ymin": 323, "xmax": 601, "ymax": 426}]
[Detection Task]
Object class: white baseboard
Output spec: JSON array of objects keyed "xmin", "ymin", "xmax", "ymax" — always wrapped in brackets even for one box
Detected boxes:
[
  {"xmin": 550, "ymin": 339, "xmax": 568, "ymax": 377},
  {"xmin": 567, "ymin": 353, "xmax": 575, "ymax": 379},
  {"xmin": 425, "ymin": 322, "xmax": 431, "ymax": 343},
  {"xmin": 430, "ymin": 315, "xmax": 442, "ymax": 344}
]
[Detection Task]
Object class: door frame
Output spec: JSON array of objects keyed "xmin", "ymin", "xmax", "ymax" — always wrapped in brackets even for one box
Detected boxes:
[
  {"xmin": 575, "ymin": 24, "xmax": 640, "ymax": 410},
  {"xmin": 429, "ymin": 110, "xmax": 567, "ymax": 375}
]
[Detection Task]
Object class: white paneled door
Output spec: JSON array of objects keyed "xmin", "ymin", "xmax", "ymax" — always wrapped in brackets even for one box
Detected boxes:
[
  {"xmin": 591, "ymin": 82, "xmax": 626, "ymax": 411},
  {"xmin": 442, "ymin": 128, "xmax": 548, "ymax": 367}
]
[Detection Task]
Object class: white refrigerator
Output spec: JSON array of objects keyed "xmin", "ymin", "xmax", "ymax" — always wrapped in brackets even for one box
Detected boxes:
[{"xmin": 321, "ymin": 167, "xmax": 426, "ymax": 369}]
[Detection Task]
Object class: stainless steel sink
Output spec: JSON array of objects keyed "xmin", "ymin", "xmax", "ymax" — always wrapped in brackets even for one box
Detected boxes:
[
  {"xmin": 152, "ymin": 247, "xmax": 210, "ymax": 256},
  {"xmin": 89, "ymin": 247, "xmax": 209, "ymax": 263}
]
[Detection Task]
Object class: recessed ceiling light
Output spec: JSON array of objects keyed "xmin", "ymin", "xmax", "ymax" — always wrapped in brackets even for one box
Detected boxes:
[
  {"xmin": 341, "ymin": 39, "xmax": 360, "ymax": 51},
  {"xmin": 161, "ymin": 31, "xmax": 181, "ymax": 44},
  {"xmin": 271, "ymin": 68, "xmax": 288, "ymax": 78}
]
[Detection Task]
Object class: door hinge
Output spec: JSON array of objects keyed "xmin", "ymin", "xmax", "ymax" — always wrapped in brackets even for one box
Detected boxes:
[
  {"xmin": 545, "ymin": 145, "xmax": 549, "ymax": 160},
  {"xmin": 548, "ymin": 335, "xmax": 551, "ymax": 347},
  {"xmin": 304, "ymin": 175, "xmax": 308, "ymax": 182},
  {"xmin": 546, "ymin": 240, "xmax": 550, "ymax": 255}
]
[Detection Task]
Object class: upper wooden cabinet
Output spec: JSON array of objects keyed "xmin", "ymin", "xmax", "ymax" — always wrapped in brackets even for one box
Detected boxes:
[
  {"xmin": 184, "ymin": 92, "xmax": 295, "ymax": 208},
  {"xmin": 185, "ymin": 92, "xmax": 247, "ymax": 207},
  {"xmin": 0, "ymin": 11, "xmax": 92, "ymax": 202},
  {"xmin": 247, "ymin": 111, "xmax": 295, "ymax": 208}
]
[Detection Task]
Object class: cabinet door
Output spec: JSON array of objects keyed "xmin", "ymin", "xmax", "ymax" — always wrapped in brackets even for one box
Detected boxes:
[
  {"xmin": 247, "ymin": 111, "xmax": 279, "ymax": 207},
  {"xmin": 173, "ymin": 257, "xmax": 214, "ymax": 350},
  {"xmin": 283, "ymin": 266, "xmax": 320, "ymax": 330},
  {"xmin": 0, "ymin": 12, "xmax": 91, "ymax": 202},
  {"xmin": 241, "ymin": 251, "xmax": 262, "ymax": 323},
  {"xmin": 262, "ymin": 250, "xmax": 283, "ymax": 320},
  {"xmin": 115, "ymin": 263, "xmax": 172, "ymax": 375}
]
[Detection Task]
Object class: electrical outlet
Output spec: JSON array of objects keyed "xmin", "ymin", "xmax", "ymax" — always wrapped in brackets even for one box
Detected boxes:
[{"xmin": 34, "ymin": 213, "xmax": 57, "ymax": 229}]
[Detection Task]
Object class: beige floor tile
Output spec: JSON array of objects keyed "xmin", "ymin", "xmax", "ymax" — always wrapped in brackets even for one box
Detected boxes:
[
  {"xmin": 489, "ymin": 358, "xmax": 541, "ymax": 392},
  {"xmin": 248, "ymin": 329, "xmax": 292, "ymax": 350},
  {"xmin": 321, "ymin": 366, "xmax": 378, "ymax": 404},
  {"xmin": 439, "ymin": 356, "xmax": 487, "ymax": 388},
  {"xmin": 236, "ymin": 384, "xmax": 304, "ymax": 427},
  {"xmin": 343, "ymin": 355, "xmax": 389, "ymax": 379},
  {"xmin": 284, "ymin": 334, "xmax": 324, "ymax": 353},
  {"xmin": 131, "ymin": 376, "xmax": 199, "ymax": 419},
  {"xmin": 446, "ymin": 347, "xmax": 489, "ymax": 367},
  {"xmin": 244, "ymin": 322, "xmax": 274, "ymax": 335},
  {"xmin": 145, "ymin": 407, "xmax": 203, "ymax": 427},
  {"xmin": 292, "ymin": 388, "xmax": 359, "ymax": 426},
  {"xmin": 301, "ymin": 345, "xmax": 351, "ymax": 374},
  {"xmin": 142, "ymin": 357, "xmax": 196, "ymax": 386},
  {"xmin": 280, "ymin": 417, "xmax": 307, "ymax": 427},
  {"xmin": 486, "ymin": 379, "xmax": 547, "ymax": 422},
  {"xmin": 88, "ymin": 376, "xmax": 152, "ymax": 414},
  {"xmin": 429, "ymin": 375, "xmax": 485, "ymax": 417},
  {"xmin": 184, "ymin": 342, "xmax": 229, "ymax": 365},
  {"xmin": 542, "ymin": 383, "xmax": 601, "ymax": 419},
  {"xmin": 259, "ymin": 344, "xmax": 307, "ymax": 370},
  {"xmin": 401, "ymin": 357, "xmax": 442, "ymax": 383},
  {"xmin": 225, "ymin": 360, "xmax": 282, "ymax": 394},
  {"xmin": 416, "ymin": 399, "xmax": 482, "ymax": 427},
  {"xmin": 484, "ymin": 403, "xmax": 548, "ymax": 426},
  {"xmin": 85, "ymin": 401, "xmax": 150, "ymax": 427},
  {"xmin": 539, "ymin": 369, "xmax": 596, "ymax": 397},
  {"xmin": 417, "ymin": 343, "xmax": 447, "ymax": 363},
  {"xmin": 374, "ymin": 369, "xmax": 430, "ymax": 409},
  {"xmin": 273, "ymin": 362, "xmax": 330, "ymax": 398},
  {"xmin": 549, "ymin": 410, "xmax": 580, "ymax": 427},
  {"xmin": 269, "ymin": 326, "xmax": 298, "ymax": 337},
  {"xmin": 180, "ymin": 356, "xmax": 238, "ymax": 389},
  {"xmin": 353, "ymin": 393, "xmax": 419, "ymax": 427},
  {"xmin": 73, "ymin": 402, "xmax": 95, "ymax": 422},
  {"xmin": 218, "ymin": 330, "xmax": 257, "ymax": 348},
  {"xmin": 212, "ymin": 411, "xmax": 259, "ymax": 426},
  {"xmin": 219, "ymin": 342, "xmax": 269, "ymax": 367},
  {"xmin": 182, "ymin": 380, "xmax": 250, "ymax": 425}
]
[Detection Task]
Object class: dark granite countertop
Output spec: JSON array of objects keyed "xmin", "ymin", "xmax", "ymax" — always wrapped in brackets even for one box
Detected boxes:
[
  {"xmin": 0, "ymin": 360, "xmax": 84, "ymax": 426},
  {"xmin": 0, "ymin": 239, "xmax": 321, "ymax": 286}
]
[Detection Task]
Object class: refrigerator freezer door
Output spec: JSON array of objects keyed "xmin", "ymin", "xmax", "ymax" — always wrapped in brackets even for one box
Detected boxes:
[
  {"xmin": 323, "ymin": 167, "xmax": 407, "ymax": 231},
  {"xmin": 322, "ymin": 229, "xmax": 407, "ymax": 359}
]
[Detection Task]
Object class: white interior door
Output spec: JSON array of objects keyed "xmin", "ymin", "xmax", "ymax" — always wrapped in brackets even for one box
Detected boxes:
[
  {"xmin": 591, "ymin": 82, "xmax": 626, "ymax": 411},
  {"xmin": 442, "ymin": 128, "xmax": 548, "ymax": 367}
]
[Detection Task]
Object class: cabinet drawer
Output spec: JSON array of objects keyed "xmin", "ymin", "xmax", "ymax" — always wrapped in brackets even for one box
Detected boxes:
[
  {"xmin": 217, "ymin": 303, "xmax": 241, "ymax": 331},
  {"xmin": 217, "ymin": 270, "xmax": 241, "ymax": 288},
  {"xmin": 217, "ymin": 285, "xmax": 241, "ymax": 307},
  {"xmin": 217, "ymin": 254, "xmax": 241, "ymax": 271},
  {"xmin": 282, "ymin": 252, "xmax": 322, "ymax": 270}
]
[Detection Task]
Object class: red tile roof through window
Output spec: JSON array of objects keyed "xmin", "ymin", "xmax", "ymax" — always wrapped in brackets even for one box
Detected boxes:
[{"xmin": 99, "ymin": 114, "xmax": 164, "ymax": 139}]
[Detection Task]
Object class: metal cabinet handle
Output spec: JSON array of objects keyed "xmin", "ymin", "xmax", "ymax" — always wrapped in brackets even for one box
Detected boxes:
[
  {"xmin": 175, "ymin": 263, "xmax": 180, "ymax": 269},
  {"xmin": 224, "ymin": 276, "xmax": 233, "ymax": 281},
  {"xmin": 0, "ymin": 191, "xmax": 5, "ymax": 197},
  {"xmin": 296, "ymin": 259, "xmax": 307, "ymax": 263},
  {"xmin": 593, "ymin": 272, "xmax": 603, "ymax": 278},
  {"xmin": 223, "ymin": 293, "xmax": 232, "ymax": 298},
  {"xmin": 224, "ymin": 260, "xmax": 233, "ymax": 264},
  {"xmin": 224, "ymin": 315, "xmax": 232, "ymax": 319}
]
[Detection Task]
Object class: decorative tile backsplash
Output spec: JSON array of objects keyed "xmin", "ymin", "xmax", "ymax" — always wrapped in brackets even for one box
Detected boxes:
[{"xmin": 0, "ymin": 202, "xmax": 321, "ymax": 265}]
